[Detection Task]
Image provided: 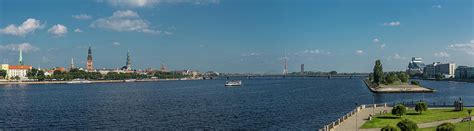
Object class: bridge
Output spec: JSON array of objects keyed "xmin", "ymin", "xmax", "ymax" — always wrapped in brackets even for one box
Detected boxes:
[{"xmin": 203, "ymin": 74, "xmax": 369, "ymax": 80}]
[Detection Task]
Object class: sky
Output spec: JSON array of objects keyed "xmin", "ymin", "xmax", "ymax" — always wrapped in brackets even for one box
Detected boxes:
[{"xmin": 0, "ymin": 0, "xmax": 472, "ymax": 73}]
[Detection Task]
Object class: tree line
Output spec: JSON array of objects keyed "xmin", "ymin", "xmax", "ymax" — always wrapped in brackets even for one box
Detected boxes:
[
  {"xmin": 23, "ymin": 68, "xmax": 190, "ymax": 81},
  {"xmin": 369, "ymin": 59, "xmax": 410, "ymax": 85}
]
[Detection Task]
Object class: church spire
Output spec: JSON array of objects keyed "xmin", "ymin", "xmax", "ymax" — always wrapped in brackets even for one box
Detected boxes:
[
  {"xmin": 126, "ymin": 50, "xmax": 131, "ymax": 70},
  {"xmin": 18, "ymin": 48, "xmax": 23, "ymax": 65}
]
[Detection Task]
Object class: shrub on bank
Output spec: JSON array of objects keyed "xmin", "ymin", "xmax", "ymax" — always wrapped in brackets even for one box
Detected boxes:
[
  {"xmin": 392, "ymin": 104, "xmax": 407, "ymax": 118},
  {"xmin": 381, "ymin": 125, "xmax": 399, "ymax": 131},
  {"xmin": 415, "ymin": 102, "xmax": 428, "ymax": 114},
  {"xmin": 410, "ymin": 80, "xmax": 420, "ymax": 86},
  {"xmin": 436, "ymin": 122, "xmax": 455, "ymax": 131},
  {"xmin": 396, "ymin": 119, "xmax": 418, "ymax": 131}
]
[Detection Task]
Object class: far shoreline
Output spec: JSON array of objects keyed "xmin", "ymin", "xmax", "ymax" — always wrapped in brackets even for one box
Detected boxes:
[{"xmin": 0, "ymin": 78, "xmax": 203, "ymax": 85}]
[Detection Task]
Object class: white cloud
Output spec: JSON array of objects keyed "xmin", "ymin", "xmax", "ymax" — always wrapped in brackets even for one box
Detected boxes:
[
  {"xmin": 0, "ymin": 43, "xmax": 40, "ymax": 53},
  {"xmin": 432, "ymin": 5, "xmax": 442, "ymax": 9},
  {"xmin": 104, "ymin": 0, "xmax": 220, "ymax": 8},
  {"xmin": 448, "ymin": 40, "xmax": 474, "ymax": 55},
  {"xmin": 380, "ymin": 44, "xmax": 386, "ymax": 49},
  {"xmin": 112, "ymin": 42, "xmax": 121, "ymax": 46},
  {"xmin": 74, "ymin": 28, "xmax": 83, "ymax": 33},
  {"xmin": 434, "ymin": 52, "xmax": 450, "ymax": 57},
  {"xmin": 241, "ymin": 52, "xmax": 261, "ymax": 57},
  {"xmin": 298, "ymin": 49, "xmax": 331, "ymax": 55},
  {"xmin": 388, "ymin": 53, "xmax": 407, "ymax": 60},
  {"xmin": 48, "ymin": 24, "xmax": 68, "ymax": 37},
  {"xmin": 0, "ymin": 18, "xmax": 43, "ymax": 36},
  {"xmin": 372, "ymin": 38, "xmax": 380, "ymax": 43},
  {"xmin": 383, "ymin": 21, "xmax": 401, "ymax": 26},
  {"xmin": 91, "ymin": 10, "xmax": 163, "ymax": 34},
  {"xmin": 355, "ymin": 50, "xmax": 364, "ymax": 55},
  {"xmin": 72, "ymin": 14, "xmax": 92, "ymax": 20}
]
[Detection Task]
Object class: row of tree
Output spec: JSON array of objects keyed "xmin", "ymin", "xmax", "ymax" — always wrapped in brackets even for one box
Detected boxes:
[
  {"xmin": 24, "ymin": 68, "xmax": 190, "ymax": 81},
  {"xmin": 370, "ymin": 60, "xmax": 410, "ymax": 85}
]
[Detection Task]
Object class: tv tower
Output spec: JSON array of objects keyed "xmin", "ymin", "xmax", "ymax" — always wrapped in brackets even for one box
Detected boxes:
[{"xmin": 283, "ymin": 55, "xmax": 288, "ymax": 75}]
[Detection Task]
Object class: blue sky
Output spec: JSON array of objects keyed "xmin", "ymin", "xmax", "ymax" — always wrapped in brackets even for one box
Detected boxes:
[{"xmin": 0, "ymin": 0, "xmax": 472, "ymax": 73}]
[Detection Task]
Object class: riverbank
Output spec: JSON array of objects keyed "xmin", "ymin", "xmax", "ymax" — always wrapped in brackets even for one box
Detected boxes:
[
  {"xmin": 0, "ymin": 78, "xmax": 201, "ymax": 85},
  {"xmin": 363, "ymin": 79, "xmax": 435, "ymax": 93}
]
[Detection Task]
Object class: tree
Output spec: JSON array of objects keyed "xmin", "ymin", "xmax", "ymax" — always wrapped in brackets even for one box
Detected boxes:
[
  {"xmin": 385, "ymin": 72, "xmax": 400, "ymax": 84},
  {"xmin": 373, "ymin": 60, "xmax": 384, "ymax": 84},
  {"xmin": 436, "ymin": 122, "xmax": 455, "ymax": 131},
  {"xmin": 381, "ymin": 125, "xmax": 400, "ymax": 131},
  {"xmin": 415, "ymin": 102, "xmax": 428, "ymax": 114},
  {"xmin": 329, "ymin": 71, "xmax": 338, "ymax": 75},
  {"xmin": 397, "ymin": 72, "xmax": 409, "ymax": 83},
  {"xmin": 369, "ymin": 73, "xmax": 374, "ymax": 82},
  {"xmin": 392, "ymin": 104, "xmax": 407, "ymax": 118},
  {"xmin": 0, "ymin": 70, "xmax": 6, "ymax": 79},
  {"xmin": 397, "ymin": 119, "xmax": 418, "ymax": 131}
]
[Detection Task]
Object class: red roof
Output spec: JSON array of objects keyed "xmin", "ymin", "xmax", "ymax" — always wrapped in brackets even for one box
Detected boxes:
[{"xmin": 9, "ymin": 65, "xmax": 32, "ymax": 70}]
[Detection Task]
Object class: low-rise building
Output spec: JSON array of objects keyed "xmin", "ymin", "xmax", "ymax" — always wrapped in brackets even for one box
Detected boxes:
[{"xmin": 7, "ymin": 65, "xmax": 32, "ymax": 80}]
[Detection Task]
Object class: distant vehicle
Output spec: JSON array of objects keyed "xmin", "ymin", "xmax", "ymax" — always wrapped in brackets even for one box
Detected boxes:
[
  {"xmin": 225, "ymin": 80, "xmax": 242, "ymax": 86},
  {"xmin": 67, "ymin": 79, "xmax": 92, "ymax": 84},
  {"xmin": 123, "ymin": 79, "xmax": 137, "ymax": 82}
]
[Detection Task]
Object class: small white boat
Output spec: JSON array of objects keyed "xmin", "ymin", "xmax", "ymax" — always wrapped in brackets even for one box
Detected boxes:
[
  {"xmin": 225, "ymin": 80, "xmax": 242, "ymax": 86},
  {"xmin": 67, "ymin": 80, "xmax": 92, "ymax": 84},
  {"xmin": 124, "ymin": 79, "xmax": 137, "ymax": 82}
]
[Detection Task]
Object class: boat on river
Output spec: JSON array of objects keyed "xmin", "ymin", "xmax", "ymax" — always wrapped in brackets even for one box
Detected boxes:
[
  {"xmin": 225, "ymin": 80, "xmax": 242, "ymax": 86},
  {"xmin": 123, "ymin": 79, "xmax": 137, "ymax": 82}
]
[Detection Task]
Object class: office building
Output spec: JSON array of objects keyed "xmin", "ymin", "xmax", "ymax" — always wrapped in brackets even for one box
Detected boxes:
[{"xmin": 423, "ymin": 62, "xmax": 456, "ymax": 79}]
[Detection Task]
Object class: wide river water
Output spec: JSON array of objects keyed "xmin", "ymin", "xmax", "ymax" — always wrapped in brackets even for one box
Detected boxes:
[{"xmin": 1, "ymin": 77, "xmax": 474, "ymax": 129}]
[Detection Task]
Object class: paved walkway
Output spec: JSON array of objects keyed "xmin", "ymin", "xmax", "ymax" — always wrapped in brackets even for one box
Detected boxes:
[
  {"xmin": 334, "ymin": 106, "xmax": 391, "ymax": 131},
  {"xmin": 333, "ymin": 107, "xmax": 471, "ymax": 131}
]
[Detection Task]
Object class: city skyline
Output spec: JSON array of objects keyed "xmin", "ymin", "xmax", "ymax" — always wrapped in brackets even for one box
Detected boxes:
[{"xmin": 0, "ymin": 0, "xmax": 473, "ymax": 73}]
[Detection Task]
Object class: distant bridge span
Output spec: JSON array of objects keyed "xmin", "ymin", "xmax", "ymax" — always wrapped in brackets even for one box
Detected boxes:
[{"xmin": 204, "ymin": 74, "xmax": 369, "ymax": 80}]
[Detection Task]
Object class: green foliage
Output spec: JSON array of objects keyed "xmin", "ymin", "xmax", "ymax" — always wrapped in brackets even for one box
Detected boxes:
[
  {"xmin": 385, "ymin": 72, "xmax": 400, "ymax": 84},
  {"xmin": 381, "ymin": 125, "xmax": 400, "ymax": 131},
  {"xmin": 397, "ymin": 72, "xmax": 409, "ymax": 83},
  {"xmin": 154, "ymin": 71, "xmax": 189, "ymax": 79},
  {"xmin": 0, "ymin": 69, "xmax": 6, "ymax": 78},
  {"xmin": 436, "ymin": 122, "xmax": 455, "ymax": 131},
  {"xmin": 411, "ymin": 80, "xmax": 421, "ymax": 86},
  {"xmin": 415, "ymin": 102, "xmax": 428, "ymax": 114},
  {"xmin": 373, "ymin": 59, "xmax": 384, "ymax": 84},
  {"xmin": 329, "ymin": 71, "xmax": 337, "ymax": 75},
  {"xmin": 104, "ymin": 72, "xmax": 148, "ymax": 80},
  {"xmin": 396, "ymin": 119, "xmax": 418, "ymax": 131},
  {"xmin": 392, "ymin": 104, "xmax": 407, "ymax": 118},
  {"xmin": 27, "ymin": 68, "xmax": 46, "ymax": 81}
]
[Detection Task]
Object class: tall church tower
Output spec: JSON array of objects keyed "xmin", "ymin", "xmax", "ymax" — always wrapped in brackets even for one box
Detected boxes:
[
  {"xmin": 86, "ymin": 46, "xmax": 93, "ymax": 71},
  {"xmin": 125, "ymin": 50, "xmax": 131, "ymax": 70},
  {"xmin": 18, "ymin": 48, "xmax": 23, "ymax": 65}
]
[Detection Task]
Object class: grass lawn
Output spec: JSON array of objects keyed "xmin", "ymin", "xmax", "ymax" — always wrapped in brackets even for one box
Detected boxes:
[
  {"xmin": 419, "ymin": 121, "xmax": 474, "ymax": 131},
  {"xmin": 361, "ymin": 109, "xmax": 472, "ymax": 128}
]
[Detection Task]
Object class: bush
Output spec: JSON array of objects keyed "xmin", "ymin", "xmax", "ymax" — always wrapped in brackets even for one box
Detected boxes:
[
  {"xmin": 385, "ymin": 72, "xmax": 400, "ymax": 84},
  {"xmin": 396, "ymin": 119, "xmax": 418, "ymax": 131},
  {"xmin": 415, "ymin": 102, "xmax": 428, "ymax": 114},
  {"xmin": 381, "ymin": 125, "xmax": 399, "ymax": 131},
  {"xmin": 397, "ymin": 72, "xmax": 409, "ymax": 83},
  {"xmin": 436, "ymin": 122, "xmax": 455, "ymax": 131},
  {"xmin": 411, "ymin": 80, "xmax": 421, "ymax": 86},
  {"xmin": 392, "ymin": 104, "xmax": 407, "ymax": 118}
]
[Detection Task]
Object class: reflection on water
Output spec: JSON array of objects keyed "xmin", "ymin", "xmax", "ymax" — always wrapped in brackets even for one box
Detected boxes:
[{"xmin": 0, "ymin": 78, "xmax": 473, "ymax": 129}]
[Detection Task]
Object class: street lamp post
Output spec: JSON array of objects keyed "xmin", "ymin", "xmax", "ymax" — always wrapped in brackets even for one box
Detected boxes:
[
  {"xmin": 355, "ymin": 102, "xmax": 358, "ymax": 131},
  {"xmin": 468, "ymin": 109, "xmax": 472, "ymax": 131},
  {"xmin": 372, "ymin": 94, "xmax": 375, "ymax": 115}
]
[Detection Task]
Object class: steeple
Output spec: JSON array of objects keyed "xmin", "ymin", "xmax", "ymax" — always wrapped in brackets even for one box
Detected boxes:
[
  {"xmin": 125, "ymin": 50, "xmax": 131, "ymax": 70},
  {"xmin": 86, "ymin": 46, "xmax": 93, "ymax": 71},
  {"xmin": 70, "ymin": 58, "xmax": 75, "ymax": 70},
  {"xmin": 18, "ymin": 48, "xmax": 23, "ymax": 65}
]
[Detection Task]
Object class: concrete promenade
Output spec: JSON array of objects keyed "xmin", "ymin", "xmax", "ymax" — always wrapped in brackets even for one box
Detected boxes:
[{"xmin": 333, "ymin": 106, "xmax": 391, "ymax": 131}]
